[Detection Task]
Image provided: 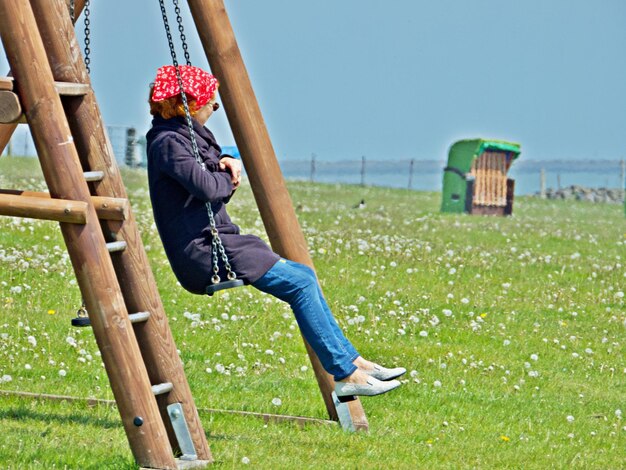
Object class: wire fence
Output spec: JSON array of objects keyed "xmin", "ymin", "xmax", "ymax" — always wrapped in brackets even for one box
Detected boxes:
[{"xmin": 2, "ymin": 125, "xmax": 624, "ymax": 195}]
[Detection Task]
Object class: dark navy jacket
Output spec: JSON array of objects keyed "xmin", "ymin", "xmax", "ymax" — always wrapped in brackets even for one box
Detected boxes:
[{"xmin": 146, "ymin": 115, "xmax": 279, "ymax": 294}]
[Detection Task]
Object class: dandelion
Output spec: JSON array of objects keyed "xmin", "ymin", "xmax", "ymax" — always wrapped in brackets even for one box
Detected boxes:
[
  {"xmin": 58, "ymin": 369, "xmax": 67, "ymax": 377},
  {"xmin": 27, "ymin": 335, "xmax": 37, "ymax": 347},
  {"xmin": 500, "ymin": 435, "xmax": 510, "ymax": 442},
  {"xmin": 433, "ymin": 380, "xmax": 442, "ymax": 387},
  {"xmin": 271, "ymin": 397, "xmax": 282, "ymax": 406},
  {"xmin": 1, "ymin": 374, "xmax": 12, "ymax": 383},
  {"xmin": 480, "ymin": 313, "xmax": 487, "ymax": 319},
  {"xmin": 530, "ymin": 354, "xmax": 539, "ymax": 361},
  {"xmin": 47, "ymin": 309, "xmax": 55, "ymax": 315},
  {"xmin": 442, "ymin": 309, "xmax": 452, "ymax": 317},
  {"xmin": 461, "ymin": 298, "xmax": 469, "ymax": 304},
  {"xmin": 241, "ymin": 457, "xmax": 250, "ymax": 465},
  {"xmin": 566, "ymin": 415, "xmax": 575, "ymax": 423},
  {"xmin": 419, "ymin": 330, "xmax": 428, "ymax": 337}
]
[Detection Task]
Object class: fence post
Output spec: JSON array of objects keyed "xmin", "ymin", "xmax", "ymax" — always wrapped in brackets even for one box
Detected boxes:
[
  {"xmin": 125, "ymin": 127, "xmax": 139, "ymax": 168},
  {"xmin": 6, "ymin": 137, "xmax": 11, "ymax": 157},
  {"xmin": 540, "ymin": 168, "xmax": 546, "ymax": 198},
  {"xmin": 408, "ymin": 159, "xmax": 414, "ymax": 190},
  {"xmin": 360, "ymin": 155, "xmax": 366, "ymax": 187},
  {"xmin": 310, "ymin": 153, "xmax": 316, "ymax": 182}
]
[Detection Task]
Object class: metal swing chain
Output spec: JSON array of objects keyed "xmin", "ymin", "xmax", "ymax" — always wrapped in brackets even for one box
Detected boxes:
[
  {"xmin": 158, "ymin": 0, "xmax": 237, "ymax": 284},
  {"xmin": 83, "ymin": 0, "xmax": 91, "ymax": 74},
  {"xmin": 68, "ymin": 0, "xmax": 91, "ymax": 74},
  {"xmin": 173, "ymin": 0, "xmax": 192, "ymax": 67}
]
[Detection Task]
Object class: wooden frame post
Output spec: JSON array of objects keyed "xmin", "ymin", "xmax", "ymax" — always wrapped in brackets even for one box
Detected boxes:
[{"xmin": 187, "ymin": 0, "xmax": 368, "ymax": 430}]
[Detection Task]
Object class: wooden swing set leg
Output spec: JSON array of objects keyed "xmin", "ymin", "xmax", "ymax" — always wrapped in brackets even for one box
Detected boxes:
[{"xmin": 188, "ymin": 0, "xmax": 368, "ymax": 431}]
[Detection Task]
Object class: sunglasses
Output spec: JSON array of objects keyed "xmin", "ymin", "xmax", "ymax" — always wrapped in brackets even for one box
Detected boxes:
[{"xmin": 211, "ymin": 102, "xmax": 220, "ymax": 112}]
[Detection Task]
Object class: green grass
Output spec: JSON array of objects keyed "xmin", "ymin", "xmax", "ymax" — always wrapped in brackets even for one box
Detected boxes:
[{"xmin": 0, "ymin": 155, "xmax": 625, "ymax": 469}]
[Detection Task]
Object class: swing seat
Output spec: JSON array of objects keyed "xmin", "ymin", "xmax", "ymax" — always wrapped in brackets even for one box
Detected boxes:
[
  {"xmin": 205, "ymin": 279, "xmax": 244, "ymax": 296},
  {"xmin": 71, "ymin": 316, "xmax": 91, "ymax": 327}
]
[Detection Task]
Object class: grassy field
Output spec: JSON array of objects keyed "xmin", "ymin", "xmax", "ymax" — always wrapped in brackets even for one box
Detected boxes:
[{"xmin": 0, "ymin": 156, "xmax": 624, "ymax": 469}]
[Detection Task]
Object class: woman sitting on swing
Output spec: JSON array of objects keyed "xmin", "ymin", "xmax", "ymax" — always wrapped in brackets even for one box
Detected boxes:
[{"xmin": 146, "ymin": 65, "xmax": 404, "ymax": 400}]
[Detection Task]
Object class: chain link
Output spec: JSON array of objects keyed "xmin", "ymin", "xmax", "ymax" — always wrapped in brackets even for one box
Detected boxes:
[{"xmin": 158, "ymin": 0, "xmax": 238, "ymax": 286}]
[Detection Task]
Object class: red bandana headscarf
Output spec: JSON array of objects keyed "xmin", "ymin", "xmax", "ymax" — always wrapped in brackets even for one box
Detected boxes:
[{"xmin": 151, "ymin": 65, "xmax": 219, "ymax": 109}]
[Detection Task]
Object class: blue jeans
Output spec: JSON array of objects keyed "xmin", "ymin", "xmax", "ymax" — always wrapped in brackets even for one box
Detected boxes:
[{"xmin": 252, "ymin": 259, "xmax": 359, "ymax": 381}]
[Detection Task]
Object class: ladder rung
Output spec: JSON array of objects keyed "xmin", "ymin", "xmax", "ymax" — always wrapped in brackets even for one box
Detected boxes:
[
  {"xmin": 106, "ymin": 241, "xmax": 127, "ymax": 253},
  {"xmin": 53, "ymin": 81, "xmax": 90, "ymax": 96},
  {"xmin": 83, "ymin": 171, "xmax": 105, "ymax": 182},
  {"xmin": 129, "ymin": 311, "xmax": 151, "ymax": 324},
  {"xmin": 0, "ymin": 76, "xmax": 89, "ymax": 96},
  {"xmin": 151, "ymin": 382, "xmax": 173, "ymax": 396}
]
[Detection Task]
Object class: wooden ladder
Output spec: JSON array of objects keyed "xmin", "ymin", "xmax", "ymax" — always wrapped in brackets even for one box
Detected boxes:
[{"xmin": 0, "ymin": 1, "xmax": 211, "ymax": 468}]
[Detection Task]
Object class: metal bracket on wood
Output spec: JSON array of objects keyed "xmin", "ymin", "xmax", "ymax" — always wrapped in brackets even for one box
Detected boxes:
[
  {"xmin": 167, "ymin": 403, "xmax": 198, "ymax": 461},
  {"xmin": 331, "ymin": 391, "xmax": 356, "ymax": 432}
]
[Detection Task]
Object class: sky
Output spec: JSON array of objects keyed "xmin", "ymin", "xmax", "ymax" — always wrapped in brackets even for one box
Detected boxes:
[{"xmin": 1, "ymin": 0, "xmax": 625, "ymax": 162}]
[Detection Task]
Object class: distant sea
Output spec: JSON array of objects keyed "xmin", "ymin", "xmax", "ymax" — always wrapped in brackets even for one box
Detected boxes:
[{"xmin": 278, "ymin": 159, "xmax": 626, "ymax": 195}]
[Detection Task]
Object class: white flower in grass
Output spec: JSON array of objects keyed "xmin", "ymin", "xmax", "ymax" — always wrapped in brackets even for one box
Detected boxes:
[
  {"xmin": 433, "ymin": 380, "xmax": 442, "ymax": 387},
  {"xmin": 503, "ymin": 339, "xmax": 511, "ymax": 346},
  {"xmin": 265, "ymin": 349, "xmax": 274, "ymax": 356},
  {"xmin": 58, "ymin": 369, "xmax": 67, "ymax": 377},
  {"xmin": 615, "ymin": 409, "xmax": 622, "ymax": 419},
  {"xmin": 1, "ymin": 374, "xmax": 12, "ymax": 383},
  {"xmin": 66, "ymin": 336, "xmax": 77, "ymax": 347},
  {"xmin": 530, "ymin": 354, "xmax": 539, "ymax": 361},
  {"xmin": 461, "ymin": 298, "xmax": 469, "ymax": 304},
  {"xmin": 25, "ymin": 364, "xmax": 31, "ymax": 370},
  {"xmin": 27, "ymin": 336, "xmax": 37, "ymax": 347},
  {"xmin": 566, "ymin": 415, "xmax": 575, "ymax": 423},
  {"xmin": 241, "ymin": 457, "xmax": 250, "ymax": 465},
  {"xmin": 271, "ymin": 397, "xmax": 282, "ymax": 406},
  {"xmin": 442, "ymin": 309, "xmax": 452, "ymax": 317},
  {"xmin": 614, "ymin": 291, "xmax": 624, "ymax": 299},
  {"xmin": 419, "ymin": 330, "xmax": 428, "ymax": 337}
]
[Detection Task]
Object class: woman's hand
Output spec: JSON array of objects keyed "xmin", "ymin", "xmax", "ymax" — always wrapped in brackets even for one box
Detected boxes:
[{"xmin": 219, "ymin": 157, "xmax": 242, "ymax": 189}]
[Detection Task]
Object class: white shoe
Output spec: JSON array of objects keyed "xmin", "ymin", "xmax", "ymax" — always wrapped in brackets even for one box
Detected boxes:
[
  {"xmin": 335, "ymin": 376, "xmax": 401, "ymax": 402},
  {"xmin": 364, "ymin": 363, "xmax": 406, "ymax": 381}
]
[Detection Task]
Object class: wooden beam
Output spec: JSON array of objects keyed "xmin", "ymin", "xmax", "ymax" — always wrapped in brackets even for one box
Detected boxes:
[
  {"xmin": 0, "ymin": 77, "xmax": 89, "ymax": 96},
  {"xmin": 0, "ymin": 189, "xmax": 129, "ymax": 221},
  {"xmin": 188, "ymin": 0, "xmax": 369, "ymax": 430},
  {"xmin": 0, "ymin": 90, "xmax": 22, "ymax": 123},
  {"xmin": 0, "ymin": 192, "xmax": 87, "ymax": 223}
]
